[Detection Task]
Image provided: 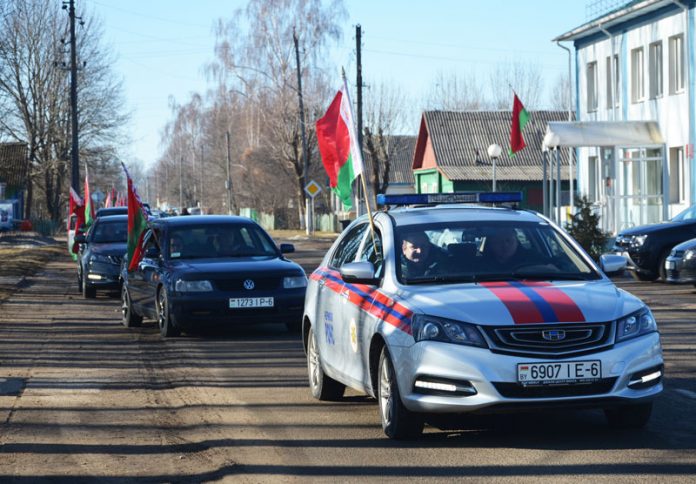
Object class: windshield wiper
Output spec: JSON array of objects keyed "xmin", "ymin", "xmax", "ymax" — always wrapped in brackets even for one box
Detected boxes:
[{"xmin": 404, "ymin": 274, "xmax": 476, "ymax": 285}]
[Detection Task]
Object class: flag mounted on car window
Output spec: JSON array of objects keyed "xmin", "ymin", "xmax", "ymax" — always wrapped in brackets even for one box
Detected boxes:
[
  {"xmin": 121, "ymin": 163, "xmax": 149, "ymax": 272},
  {"xmin": 315, "ymin": 77, "xmax": 364, "ymax": 209}
]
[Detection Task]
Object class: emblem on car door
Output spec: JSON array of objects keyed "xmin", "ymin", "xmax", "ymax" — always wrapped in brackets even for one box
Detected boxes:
[{"xmin": 243, "ymin": 279, "xmax": 255, "ymax": 290}]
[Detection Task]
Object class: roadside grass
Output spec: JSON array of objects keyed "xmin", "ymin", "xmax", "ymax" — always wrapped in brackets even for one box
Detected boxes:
[{"xmin": 0, "ymin": 243, "xmax": 64, "ymax": 303}]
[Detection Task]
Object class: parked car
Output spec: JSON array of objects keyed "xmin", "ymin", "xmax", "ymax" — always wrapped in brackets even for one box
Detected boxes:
[
  {"xmin": 76, "ymin": 215, "xmax": 128, "ymax": 298},
  {"xmin": 613, "ymin": 204, "xmax": 696, "ymax": 281},
  {"xmin": 303, "ymin": 192, "xmax": 663, "ymax": 439},
  {"xmin": 664, "ymin": 237, "xmax": 696, "ymax": 284},
  {"xmin": 120, "ymin": 215, "xmax": 307, "ymax": 337}
]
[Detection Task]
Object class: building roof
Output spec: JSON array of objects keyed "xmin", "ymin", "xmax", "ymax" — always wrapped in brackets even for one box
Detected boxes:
[
  {"xmin": 364, "ymin": 135, "xmax": 416, "ymax": 186},
  {"xmin": 415, "ymin": 110, "xmax": 573, "ymax": 182},
  {"xmin": 554, "ymin": 0, "xmax": 678, "ymax": 42},
  {"xmin": 0, "ymin": 143, "xmax": 28, "ymax": 188}
]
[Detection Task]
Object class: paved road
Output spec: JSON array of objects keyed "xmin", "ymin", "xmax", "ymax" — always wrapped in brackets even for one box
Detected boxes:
[{"xmin": 0, "ymin": 238, "xmax": 694, "ymax": 482}]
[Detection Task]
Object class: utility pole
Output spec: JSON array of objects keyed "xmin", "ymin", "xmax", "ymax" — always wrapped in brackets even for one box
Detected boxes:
[
  {"xmin": 179, "ymin": 156, "xmax": 183, "ymax": 210},
  {"xmin": 293, "ymin": 27, "xmax": 310, "ymax": 233},
  {"xmin": 64, "ymin": 0, "xmax": 80, "ymax": 191},
  {"xmin": 200, "ymin": 145, "xmax": 204, "ymax": 212},
  {"xmin": 226, "ymin": 131, "xmax": 233, "ymax": 215}
]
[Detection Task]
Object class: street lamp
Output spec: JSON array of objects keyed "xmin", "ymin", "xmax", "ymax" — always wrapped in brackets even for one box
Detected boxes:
[{"xmin": 487, "ymin": 143, "xmax": 502, "ymax": 192}]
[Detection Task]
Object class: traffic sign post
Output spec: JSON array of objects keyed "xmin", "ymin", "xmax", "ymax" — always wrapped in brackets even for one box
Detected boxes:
[{"xmin": 304, "ymin": 180, "xmax": 322, "ymax": 235}]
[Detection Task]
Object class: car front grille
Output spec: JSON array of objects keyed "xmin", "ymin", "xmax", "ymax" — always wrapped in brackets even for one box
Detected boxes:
[
  {"xmin": 492, "ymin": 378, "xmax": 617, "ymax": 398},
  {"xmin": 481, "ymin": 322, "xmax": 614, "ymax": 358},
  {"xmin": 214, "ymin": 277, "xmax": 281, "ymax": 291},
  {"xmin": 107, "ymin": 255, "xmax": 122, "ymax": 265}
]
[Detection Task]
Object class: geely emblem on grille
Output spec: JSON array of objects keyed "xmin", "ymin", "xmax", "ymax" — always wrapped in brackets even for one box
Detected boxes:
[
  {"xmin": 542, "ymin": 329, "xmax": 566, "ymax": 341},
  {"xmin": 243, "ymin": 279, "xmax": 255, "ymax": 290}
]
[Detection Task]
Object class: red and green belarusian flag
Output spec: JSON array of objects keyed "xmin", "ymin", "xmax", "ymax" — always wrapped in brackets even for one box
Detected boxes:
[
  {"xmin": 316, "ymin": 78, "xmax": 364, "ymax": 209},
  {"xmin": 509, "ymin": 93, "xmax": 530, "ymax": 156},
  {"xmin": 121, "ymin": 162, "xmax": 149, "ymax": 272},
  {"xmin": 83, "ymin": 171, "xmax": 95, "ymax": 228}
]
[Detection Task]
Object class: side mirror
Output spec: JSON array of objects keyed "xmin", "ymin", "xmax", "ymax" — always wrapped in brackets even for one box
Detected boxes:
[
  {"xmin": 145, "ymin": 246, "xmax": 160, "ymax": 259},
  {"xmin": 600, "ymin": 254, "xmax": 627, "ymax": 275},
  {"xmin": 340, "ymin": 261, "xmax": 378, "ymax": 285},
  {"xmin": 280, "ymin": 243, "xmax": 295, "ymax": 254},
  {"xmin": 74, "ymin": 233, "xmax": 86, "ymax": 244}
]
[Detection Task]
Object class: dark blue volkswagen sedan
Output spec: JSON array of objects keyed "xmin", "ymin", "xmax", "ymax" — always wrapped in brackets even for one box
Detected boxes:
[{"xmin": 120, "ymin": 215, "xmax": 307, "ymax": 337}]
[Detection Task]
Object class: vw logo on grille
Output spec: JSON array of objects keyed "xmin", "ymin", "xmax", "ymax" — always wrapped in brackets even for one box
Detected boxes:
[
  {"xmin": 243, "ymin": 279, "xmax": 255, "ymax": 290},
  {"xmin": 542, "ymin": 329, "xmax": 566, "ymax": 341}
]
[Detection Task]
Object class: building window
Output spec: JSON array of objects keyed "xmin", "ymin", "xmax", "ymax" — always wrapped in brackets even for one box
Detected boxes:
[
  {"xmin": 587, "ymin": 61, "xmax": 598, "ymax": 112},
  {"xmin": 648, "ymin": 41, "xmax": 663, "ymax": 99},
  {"xmin": 669, "ymin": 34, "xmax": 685, "ymax": 94},
  {"xmin": 631, "ymin": 47, "xmax": 644, "ymax": 103},
  {"xmin": 606, "ymin": 55, "xmax": 620, "ymax": 109},
  {"xmin": 588, "ymin": 156, "xmax": 599, "ymax": 202},
  {"xmin": 669, "ymin": 147, "xmax": 685, "ymax": 203}
]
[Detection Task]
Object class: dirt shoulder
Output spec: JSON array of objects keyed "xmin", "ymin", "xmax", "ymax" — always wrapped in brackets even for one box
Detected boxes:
[{"xmin": 0, "ymin": 233, "xmax": 64, "ymax": 303}]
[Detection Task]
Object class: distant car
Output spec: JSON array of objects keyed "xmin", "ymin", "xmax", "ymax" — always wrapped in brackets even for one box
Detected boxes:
[
  {"xmin": 76, "ymin": 215, "xmax": 128, "ymax": 298},
  {"xmin": 664, "ymin": 237, "xmax": 696, "ymax": 284},
  {"xmin": 613, "ymin": 204, "xmax": 696, "ymax": 281},
  {"xmin": 120, "ymin": 215, "xmax": 307, "ymax": 337}
]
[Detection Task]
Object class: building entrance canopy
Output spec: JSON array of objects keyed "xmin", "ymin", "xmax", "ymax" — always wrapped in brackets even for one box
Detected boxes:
[
  {"xmin": 542, "ymin": 121, "xmax": 667, "ymax": 235},
  {"xmin": 543, "ymin": 121, "xmax": 663, "ymax": 149}
]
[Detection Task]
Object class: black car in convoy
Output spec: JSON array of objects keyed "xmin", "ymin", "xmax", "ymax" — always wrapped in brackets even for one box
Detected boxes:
[
  {"xmin": 76, "ymin": 215, "xmax": 128, "ymax": 298},
  {"xmin": 120, "ymin": 215, "xmax": 307, "ymax": 337},
  {"xmin": 613, "ymin": 204, "xmax": 696, "ymax": 281},
  {"xmin": 664, "ymin": 237, "xmax": 696, "ymax": 284}
]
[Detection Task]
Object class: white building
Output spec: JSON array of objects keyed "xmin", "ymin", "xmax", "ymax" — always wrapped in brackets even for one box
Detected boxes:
[{"xmin": 556, "ymin": 0, "xmax": 694, "ymax": 233}]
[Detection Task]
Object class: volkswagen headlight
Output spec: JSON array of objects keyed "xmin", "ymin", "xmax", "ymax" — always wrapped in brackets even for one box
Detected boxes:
[
  {"xmin": 283, "ymin": 275, "xmax": 307, "ymax": 289},
  {"xmin": 631, "ymin": 235, "xmax": 648, "ymax": 247},
  {"xmin": 616, "ymin": 307, "xmax": 657, "ymax": 343},
  {"xmin": 175, "ymin": 279, "xmax": 213, "ymax": 292},
  {"xmin": 685, "ymin": 250, "xmax": 696, "ymax": 260},
  {"xmin": 411, "ymin": 314, "xmax": 487, "ymax": 348}
]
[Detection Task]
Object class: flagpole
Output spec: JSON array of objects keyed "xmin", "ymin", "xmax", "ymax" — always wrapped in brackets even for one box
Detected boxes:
[{"xmin": 341, "ymin": 68, "xmax": 379, "ymax": 257}]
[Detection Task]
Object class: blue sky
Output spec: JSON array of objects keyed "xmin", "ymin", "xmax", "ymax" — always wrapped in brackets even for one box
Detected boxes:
[{"xmin": 89, "ymin": 0, "xmax": 589, "ymax": 167}]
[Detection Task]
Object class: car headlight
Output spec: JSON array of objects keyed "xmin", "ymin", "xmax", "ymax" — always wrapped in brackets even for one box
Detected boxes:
[
  {"xmin": 616, "ymin": 307, "xmax": 657, "ymax": 343},
  {"xmin": 175, "ymin": 279, "xmax": 213, "ymax": 292},
  {"xmin": 411, "ymin": 314, "xmax": 487, "ymax": 348},
  {"xmin": 685, "ymin": 250, "xmax": 696, "ymax": 260},
  {"xmin": 89, "ymin": 254, "xmax": 111, "ymax": 264},
  {"xmin": 631, "ymin": 235, "xmax": 648, "ymax": 247},
  {"xmin": 283, "ymin": 275, "xmax": 307, "ymax": 289}
]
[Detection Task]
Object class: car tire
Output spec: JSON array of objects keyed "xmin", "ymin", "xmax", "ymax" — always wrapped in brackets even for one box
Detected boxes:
[
  {"xmin": 157, "ymin": 288, "xmax": 180, "ymax": 337},
  {"xmin": 604, "ymin": 402, "xmax": 653, "ymax": 429},
  {"xmin": 121, "ymin": 286, "xmax": 142, "ymax": 328},
  {"xmin": 378, "ymin": 346, "xmax": 424, "ymax": 439},
  {"xmin": 306, "ymin": 326, "xmax": 345, "ymax": 401},
  {"xmin": 77, "ymin": 266, "xmax": 83, "ymax": 292},
  {"xmin": 82, "ymin": 278, "xmax": 96, "ymax": 299},
  {"xmin": 630, "ymin": 270, "xmax": 657, "ymax": 282},
  {"xmin": 657, "ymin": 250, "xmax": 670, "ymax": 282}
]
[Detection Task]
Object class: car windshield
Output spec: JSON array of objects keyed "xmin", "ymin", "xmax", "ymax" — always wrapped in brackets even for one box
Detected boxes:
[
  {"xmin": 671, "ymin": 204, "xmax": 696, "ymax": 222},
  {"xmin": 395, "ymin": 220, "xmax": 600, "ymax": 284},
  {"xmin": 167, "ymin": 223, "xmax": 278, "ymax": 259},
  {"xmin": 92, "ymin": 221, "xmax": 128, "ymax": 243}
]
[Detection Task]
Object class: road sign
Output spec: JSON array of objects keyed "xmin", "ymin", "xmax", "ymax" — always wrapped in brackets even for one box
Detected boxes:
[{"xmin": 304, "ymin": 180, "xmax": 322, "ymax": 198}]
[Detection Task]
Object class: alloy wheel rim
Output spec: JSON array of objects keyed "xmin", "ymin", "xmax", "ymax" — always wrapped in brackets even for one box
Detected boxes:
[
  {"xmin": 379, "ymin": 358, "xmax": 393, "ymax": 426},
  {"xmin": 158, "ymin": 292, "xmax": 166, "ymax": 329},
  {"xmin": 308, "ymin": 333, "xmax": 320, "ymax": 389},
  {"xmin": 121, "ymin": 288, "xmax": 129, "ymax": 320}
]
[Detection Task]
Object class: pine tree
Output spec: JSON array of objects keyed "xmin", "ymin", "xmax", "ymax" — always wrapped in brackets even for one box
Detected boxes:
[{"xmin": 565, "ymin": 196, "xmax": 608, "ymax": 262}]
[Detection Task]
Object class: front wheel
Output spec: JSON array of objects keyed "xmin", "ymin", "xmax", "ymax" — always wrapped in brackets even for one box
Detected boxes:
[
  {"xmin": 378, "ymin": 346, "xmax": 424, "ymax": 439},
  {"xmin": 157, "ymin": 289, "xmax": 180, "ymax": 337},
  {"xmin": 604, "ymin": 402, "xmax": 653, "ymax": 429},
  {"xmin": 121, "ymin": 286, "xmax": 142, "ymax": 328},
  {"xmin": 82, "ymin": 277, "xmax": 96, "ymax": 299},
  {"xmin": 306, "ymin": 326, "xmax": 345, "ymax": 400}
]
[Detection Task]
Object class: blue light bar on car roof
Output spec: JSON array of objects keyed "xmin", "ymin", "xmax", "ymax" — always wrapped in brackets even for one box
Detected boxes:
[{"xmin": 376, "ymin": 192, "xmax": 522, "ymax": 207}]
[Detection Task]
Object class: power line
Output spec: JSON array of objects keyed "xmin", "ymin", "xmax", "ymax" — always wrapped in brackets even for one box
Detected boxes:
[{"xmin": 91, "ymin": 0, "xmax": 211, "ymax": 29}]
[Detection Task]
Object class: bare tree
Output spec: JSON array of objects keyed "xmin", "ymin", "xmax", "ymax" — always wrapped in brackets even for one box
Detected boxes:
[
  {"xmin": 489, "ymin": 60, "xmax": 544, "ymax": 109},
  {"xmin": 0, "ymin": 0, "xmax": 127, "ymax": 222},
  {"xmin": 549, "ymin": 72, "xmax": 573, "ymax": 113},
  {"xmin": 425, "ymin": 71, "xmax": 485, "ymax": 111}
]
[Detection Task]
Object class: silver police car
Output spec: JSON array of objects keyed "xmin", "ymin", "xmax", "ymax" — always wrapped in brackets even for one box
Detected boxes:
[{"xmin": 302, "ymin": 193, "xmax": 663, "ymax": 439}]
